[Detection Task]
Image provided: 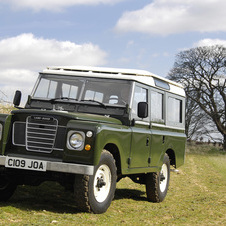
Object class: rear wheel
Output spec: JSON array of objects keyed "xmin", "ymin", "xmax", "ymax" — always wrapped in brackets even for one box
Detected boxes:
[
  {"xmin": 74, "ymin": 150, "xmax": 117, "ymax": 214},
  {"xmin": 0, "ymin": 175, "xmax": 17, "ymax": 201},
  {"xmin": 146, "ymin": 154, "xmax": 170, "ymax": 202}
]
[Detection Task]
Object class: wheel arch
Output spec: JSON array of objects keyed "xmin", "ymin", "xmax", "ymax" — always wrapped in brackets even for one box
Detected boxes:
[
  {"xmin": 166, "ymin": 149, "xmax": 176, "ymax": 167},
  {"xmin": 104, "ymin": 143, "xmax": 121, "ymax": 176}
]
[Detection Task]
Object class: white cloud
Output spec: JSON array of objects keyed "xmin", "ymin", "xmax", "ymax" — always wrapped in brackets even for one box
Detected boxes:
[
  {"xmin": 0, "ymin": 33, "xmax": 107, "ymax": 70},
  {"xmin": 0, "ymin": 69, "xmax": 36, "ymax": 103},
  {"xmin": 115, "ymin": 0, "xmax": 226, "ymax": 35},
  {"xmin": 0, "ymin": 33, "xmax": 107, "ymax": 103},
  {"xmin": 0, "ymin": 0, "xmax": 124, "ymax": 11},
  {"xmin": 194, "ymin": 39, "xmax": 226, "ymax": 47}
]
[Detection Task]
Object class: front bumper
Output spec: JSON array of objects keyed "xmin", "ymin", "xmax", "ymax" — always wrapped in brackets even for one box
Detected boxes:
[{"xmin": 0, "ymin": 156, "xmax": 94, "ymax": 175}]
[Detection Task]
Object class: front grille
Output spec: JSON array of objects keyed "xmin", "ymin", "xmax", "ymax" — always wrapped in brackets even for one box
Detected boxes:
[{"xmin": 26, "ymin": 116, "xmax": 58, "ymax": 153}]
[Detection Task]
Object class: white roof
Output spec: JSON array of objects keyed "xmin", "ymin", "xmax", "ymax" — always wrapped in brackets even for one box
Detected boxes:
[{"xmin": 42, "ymin": 66, "xmax": 185, "ymax": 97}]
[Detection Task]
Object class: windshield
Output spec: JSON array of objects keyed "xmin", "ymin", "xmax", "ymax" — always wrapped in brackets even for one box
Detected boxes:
[{"xmin": 32, "ymin": 74, "xmax": 132, "ymax": 106}]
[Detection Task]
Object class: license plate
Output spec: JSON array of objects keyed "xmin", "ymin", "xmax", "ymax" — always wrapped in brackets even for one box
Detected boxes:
[{"xmin": 5, "ymin": 157, "xmax": 47, "ymax": 172}]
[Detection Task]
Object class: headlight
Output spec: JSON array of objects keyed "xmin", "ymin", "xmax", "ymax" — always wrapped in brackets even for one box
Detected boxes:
[
  {"xmin": 0, "ymin": 124, "xmax": 2, "ymax": 141},
  {"xmin": 70, "ymin": 133, "xmax": 83, "ymax": 148},
  {"xmin": 67, "ymin": 131, "xmax": 85, "ymax": 150}
]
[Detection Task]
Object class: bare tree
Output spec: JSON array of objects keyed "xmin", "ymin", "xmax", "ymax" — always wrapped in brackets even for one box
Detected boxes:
[
  {"xmin": 0, "ymin": 90, "xmax": 8, "ymax": 103},
  {"xmin": 168, "ymin": 45, "xmax": 226, "ymax": 150},
  {"xmin": 183, "ymin": 85, "xmax": 211, "ymax": 140}
]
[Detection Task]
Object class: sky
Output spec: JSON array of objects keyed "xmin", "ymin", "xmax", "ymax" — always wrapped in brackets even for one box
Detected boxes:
[{"xmin": 0, "ymin": 0, "xmax": 226, "ymax": 103}]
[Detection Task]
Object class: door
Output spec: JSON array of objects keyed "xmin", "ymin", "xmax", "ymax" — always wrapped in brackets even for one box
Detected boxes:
[
  {"xmin": 130, "ymin": 124, "xmax": 151, "ymax": 168},
  {"xmin": 129, "ymin": 85, "xmax": 151, "ymax": 168}
]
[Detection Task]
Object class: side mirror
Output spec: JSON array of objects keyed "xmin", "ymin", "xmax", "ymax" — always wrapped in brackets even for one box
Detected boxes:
[
  {"xmin": 138, "ymin": 102, "xmax": 148, "ymax": 119},
  {"xmin": 13, "ymin": 90, "xmax": 22, "ymax": 107}
]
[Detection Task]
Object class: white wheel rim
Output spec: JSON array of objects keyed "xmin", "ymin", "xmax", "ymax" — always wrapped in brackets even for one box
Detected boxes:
[
  {"xmin": 93, "ymin": 164, "xmax": 111, "ymax": 203},
  {"xmin": 159, "ymin": 163, "xmax": 168, "ymax": 192}
]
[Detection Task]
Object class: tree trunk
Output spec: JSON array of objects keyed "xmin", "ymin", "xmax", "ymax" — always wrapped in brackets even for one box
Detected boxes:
[{"xmin": 224, "ymin": 134, "xmax": 226, "ymax": 151}]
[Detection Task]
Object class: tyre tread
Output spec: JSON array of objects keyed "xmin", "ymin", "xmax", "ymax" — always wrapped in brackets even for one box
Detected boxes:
[
  {"xmin": 146, "ymin": 172, "xmax": 161, "ymax": 202},
  {"xmin": 74, "ymin": 150, "xmax": 117, "ymax": 213},
  {"xmin": 146, "ymin": 153, "xmax": 170, "ymax": 203},
  {"xmin": 74, "ymin": 174, "xmax": 91, "ymax": 212}
]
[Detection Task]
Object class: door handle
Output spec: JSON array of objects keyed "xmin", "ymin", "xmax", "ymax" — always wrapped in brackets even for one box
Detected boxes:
[{"xmin": 146, "ymin": 137, "xmax": 150, "ymax": 146}]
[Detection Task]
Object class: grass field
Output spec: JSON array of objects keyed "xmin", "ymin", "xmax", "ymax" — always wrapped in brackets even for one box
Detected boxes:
[{"xmin": 0, "ymin": 144, "xmax": 225, "ymax": 225}]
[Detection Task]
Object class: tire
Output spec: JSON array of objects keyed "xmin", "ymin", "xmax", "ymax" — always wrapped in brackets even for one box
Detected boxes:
[
  {"xmin": 146, "ymin": 153, "xmax": 170, "ymax": 202},
  {"xmin": 0, "ymin": 175, "xmax": 17, "ymax": 201},
  {"xmin": 74, "ymin": 150, "xmax": 117, "ymax": 214}
]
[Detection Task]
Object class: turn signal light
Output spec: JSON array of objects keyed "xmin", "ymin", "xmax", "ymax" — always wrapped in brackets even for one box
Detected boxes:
[{"xmin": 85, "ymin": 144, "xmax": 91, "ymax": 151}]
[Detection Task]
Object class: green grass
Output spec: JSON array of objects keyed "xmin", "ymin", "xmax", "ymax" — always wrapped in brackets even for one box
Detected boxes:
[{"xmin": 0, "ymin": 144, "xmax": 225, "ymax": 225}]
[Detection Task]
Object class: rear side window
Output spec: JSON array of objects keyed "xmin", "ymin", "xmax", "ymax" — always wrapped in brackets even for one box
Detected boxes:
[
  {"xmin": 168, "ymin": 97, "xmax": 182, "ymax": 123},
  {"xmin": 151, "ymin": 90, "xmax": 164, "ymax": 122}
]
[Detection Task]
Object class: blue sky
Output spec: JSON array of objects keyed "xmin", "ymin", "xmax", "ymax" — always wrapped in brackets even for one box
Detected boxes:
[{"xmin": 0, "ymin": 0, "xmax": 226, "ymax": 102}]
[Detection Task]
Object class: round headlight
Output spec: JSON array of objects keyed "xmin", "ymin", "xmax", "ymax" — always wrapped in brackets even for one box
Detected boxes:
[{"xmin": 69, "ymin": 133, "xmax": 84, "ymax": 149}]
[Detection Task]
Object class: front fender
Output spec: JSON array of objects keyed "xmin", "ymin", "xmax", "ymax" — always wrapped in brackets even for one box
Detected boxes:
[{"xmin": 94, "ymin": 124, "xmax": 131, "ymax": 169}]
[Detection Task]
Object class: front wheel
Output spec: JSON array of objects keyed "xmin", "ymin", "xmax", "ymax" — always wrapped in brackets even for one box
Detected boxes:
[
  {"xmin": 146, "ymin": 153, "xmax": 170, "ymax": 202},
  {"xmin": 74, "ymin": 150, "xmax": 117, "ymax": 214}
]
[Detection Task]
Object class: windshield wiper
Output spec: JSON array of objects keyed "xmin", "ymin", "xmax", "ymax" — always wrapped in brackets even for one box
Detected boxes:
[
  {"xmin": 50, "ymin": 97, "xmax": 78, "ymax": 103},
  {"xmin": 80, "ymin": 99, "xmax": 106, "ymax": 108}
]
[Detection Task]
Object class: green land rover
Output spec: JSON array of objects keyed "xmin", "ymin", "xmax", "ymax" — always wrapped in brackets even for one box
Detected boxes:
[{"xmin": 0, "ymin": 66, "xmax": 186, "ymax": 213}]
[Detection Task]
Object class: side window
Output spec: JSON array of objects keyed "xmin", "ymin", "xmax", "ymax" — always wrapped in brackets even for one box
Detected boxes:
[
  {"xmin": 168, "ymin": 97, "xmax": 183, "ymax": 123},
  {"xmin": 132, "ymin": 86, "xmax": 148, "ymax": 118},
  {"xmin": 151, "ymin": 90, "xmax": 164, "ymax": 122}
]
